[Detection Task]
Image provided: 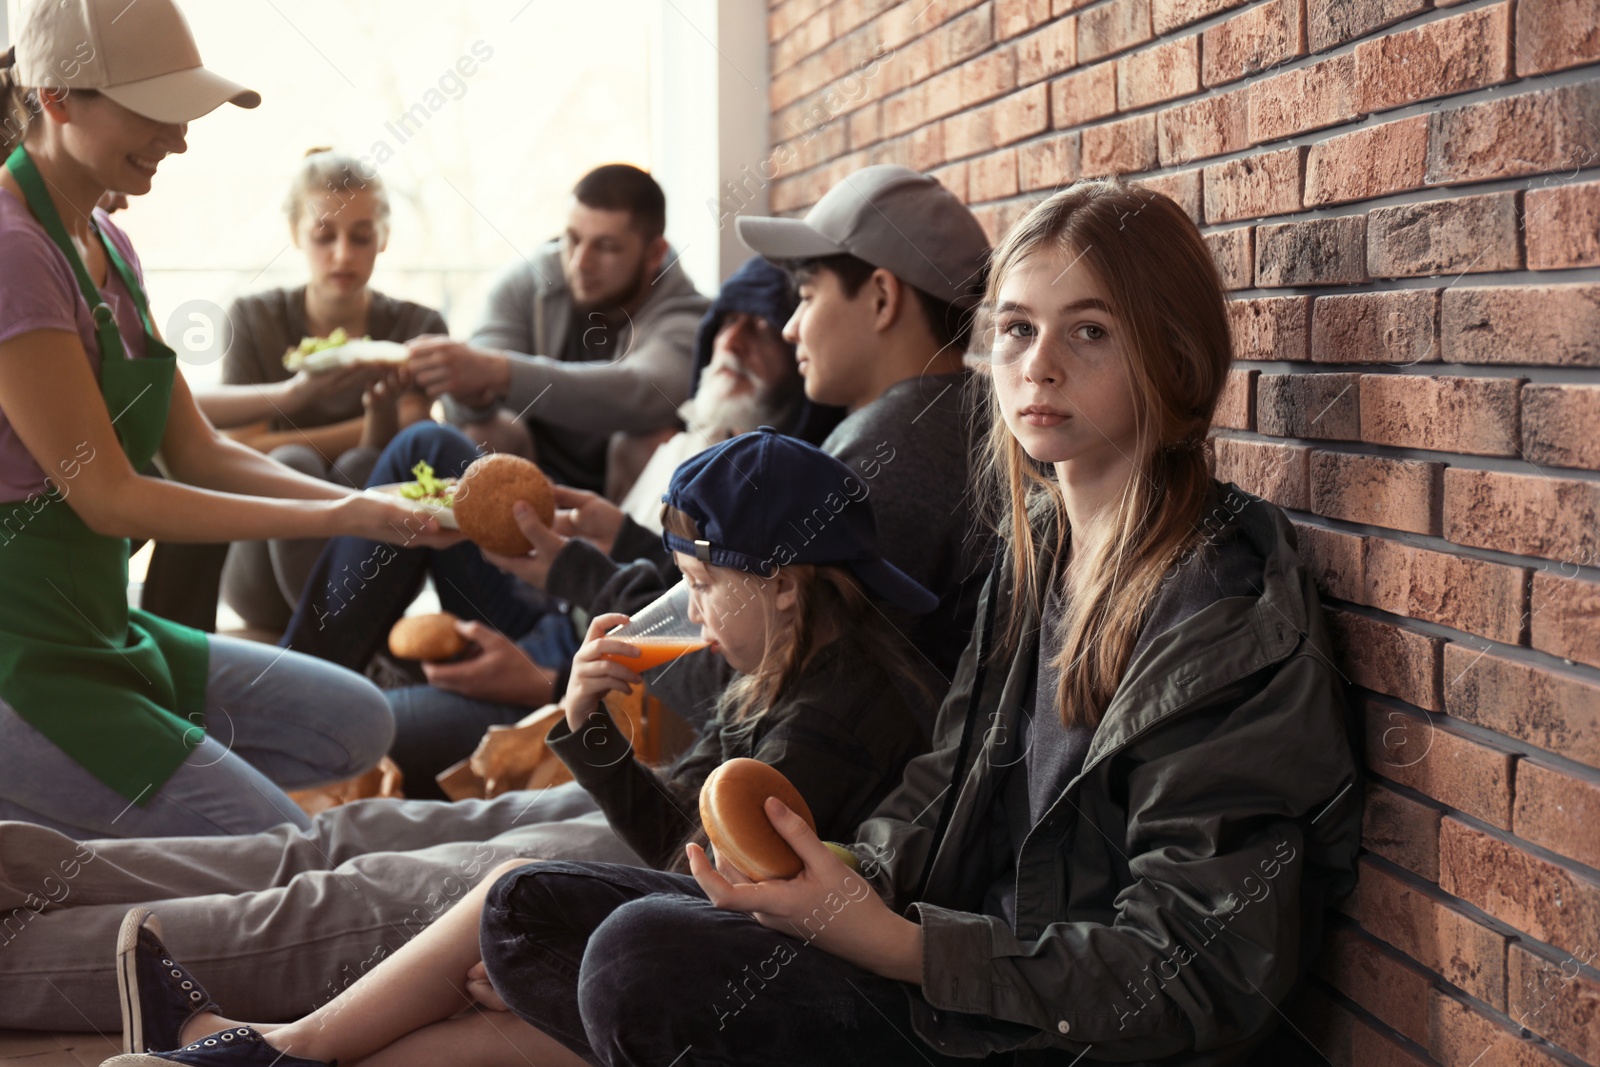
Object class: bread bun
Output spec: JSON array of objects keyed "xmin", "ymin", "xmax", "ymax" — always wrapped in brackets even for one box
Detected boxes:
[
  {"xmin": 699, "ymin": 758, "xmax": 817, "ymax": 882},
  {"xmin": 388, "ymin": 613, "xmax": 467, "ymax": 662},
  {"xmin": 453, "ymin": 453, "xmax": 556, "ymax": 556}
]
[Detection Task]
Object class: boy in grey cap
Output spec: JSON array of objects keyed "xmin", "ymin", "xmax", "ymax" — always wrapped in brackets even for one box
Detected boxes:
[{"xmin": 737, "ymin": 164, "xmax": 994, "ymax": 688}]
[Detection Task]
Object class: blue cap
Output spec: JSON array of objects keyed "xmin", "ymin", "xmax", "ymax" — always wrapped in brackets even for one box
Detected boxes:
[{"xmin": 661, "ymin": 427, "xmax": 938, "ymax": 614}]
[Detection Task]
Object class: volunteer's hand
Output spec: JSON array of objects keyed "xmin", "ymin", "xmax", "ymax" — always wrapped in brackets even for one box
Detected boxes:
[
  {"xmin": 359, "ymin": 368, "xmax": 405, "ymax": 451},
  {"xmin": 550, "ymin": 486, "xmax": 626, "ymax": 556},
  {"xmin": 281, "ymin": 362, "xmax": 385, "ymax": 416},
  {"xmin": 481, "ymin": 500, "xmax": 570, "ymax": 590},
  {"xmin": 406, "ymin": 337, "xmax": 511, "ymax": 407},
  {"xmin": 560, "ymin": 612, "xmax": 641, "ymax": 737},
  {"xmin": 422, "ymin": 620, "xmax": 554, "ymax": 707},
  {"xmin": 333, "ymin": 492, "xmax": 463, "ymax": 550},
  {"xmin": 687, "ymin": 798, "xmax": 924, "ymax": 984}
]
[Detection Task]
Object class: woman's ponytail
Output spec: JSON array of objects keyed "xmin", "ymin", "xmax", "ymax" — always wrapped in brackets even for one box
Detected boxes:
[{"xmin": 0, "ymin": 47, "xmax": 28, "ymax": 158}]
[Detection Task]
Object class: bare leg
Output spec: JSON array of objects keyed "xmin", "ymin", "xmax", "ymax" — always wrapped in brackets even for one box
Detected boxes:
[
  {"xmin": 350, "ymin": 1009, "xmax": 586, "ymax": 1067},
  {"xmin": 181, "ymin": 859, "xmax": 575, "ymax": 1065}
]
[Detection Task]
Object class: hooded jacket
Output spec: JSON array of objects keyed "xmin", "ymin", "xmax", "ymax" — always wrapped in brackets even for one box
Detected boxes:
[{"xmin": 849, "ymin": 485, "xmax": 1362, "ymax": 1064}]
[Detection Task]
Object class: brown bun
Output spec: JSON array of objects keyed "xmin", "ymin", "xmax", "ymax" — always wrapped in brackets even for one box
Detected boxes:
[
  {"xmin": 452, "ymin": 454, "xmax": 556, "ymax": 556},
  {"xmin": 388, "ymin": 613, "xmax": 467, "ymax": 662},
  {"xmin": 699, "ymin": 758, "xmax": 817, "ymax": 882}
]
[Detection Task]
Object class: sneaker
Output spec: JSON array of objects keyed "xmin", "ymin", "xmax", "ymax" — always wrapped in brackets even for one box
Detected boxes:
[
  {"xmin": 99, "ymin": 1026, "xmax": 332, "ymax": 1066},
  {"xmin": 114, "ymin": 907, "xmax": 222, "ymax": 1055}
]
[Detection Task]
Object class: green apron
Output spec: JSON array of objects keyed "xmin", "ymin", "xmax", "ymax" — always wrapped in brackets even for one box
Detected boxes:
[{"xmin": 0, "ymin": 145, "xmax": 210, "ymax": 804}]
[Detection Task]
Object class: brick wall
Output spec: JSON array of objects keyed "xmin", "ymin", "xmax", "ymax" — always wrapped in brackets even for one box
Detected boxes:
[{"xmin": 763, "ymin": 1, "xmax": 1600, "ymax": 1064}]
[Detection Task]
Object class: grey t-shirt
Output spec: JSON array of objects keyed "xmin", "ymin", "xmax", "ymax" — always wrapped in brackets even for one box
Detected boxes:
[{"xmin": 220, "ymin": 285, "xmax": 447, "ymax": 432}]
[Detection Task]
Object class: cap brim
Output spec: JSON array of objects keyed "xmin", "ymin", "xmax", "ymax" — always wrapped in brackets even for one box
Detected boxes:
[
  {"xmin": 101, "ymin": 67, "xmax": 260, "ymax": 124},
  {"xmin": 735, "ymin": 215, "xmax": 846, "ymax": 260},
  {"xmin": 850, "ymin": 558, "xmax": 939, "ymax": 615}
]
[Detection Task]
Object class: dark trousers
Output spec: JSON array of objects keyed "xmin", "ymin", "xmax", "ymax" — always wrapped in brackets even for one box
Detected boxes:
[
  {"xmin": 479, "ymin": 860, "xmax": 988, "ymax": 1066},
  {"xmin": 279, "ymin": 422, "xmax": 557, "ymax": 671}
]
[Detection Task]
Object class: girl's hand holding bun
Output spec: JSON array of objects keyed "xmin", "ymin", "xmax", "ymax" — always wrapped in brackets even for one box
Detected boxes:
[{"xmin": 687, "ymin": 798, "xmax": 925, "ymax": 986}]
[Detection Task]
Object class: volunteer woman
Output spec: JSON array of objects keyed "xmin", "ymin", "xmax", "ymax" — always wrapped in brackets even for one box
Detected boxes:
[{"xmin": 0, "ymin": 0, "xmax": 455, "ymax": 840}]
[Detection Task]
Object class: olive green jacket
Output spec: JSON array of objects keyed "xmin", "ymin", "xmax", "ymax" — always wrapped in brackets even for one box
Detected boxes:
[{"xmin": 850, "ymin": 486, "xmax": 1362, "ymax": 1064}]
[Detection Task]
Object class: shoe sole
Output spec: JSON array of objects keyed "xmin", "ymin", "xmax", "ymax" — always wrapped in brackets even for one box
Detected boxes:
[
  {"xmin": 114, "ymin": 906, "xmax": 155, "ymax": 1057},
  {"xmin": 99, "ymin": 1057, "xmax": 171, "ymax": 1066}
]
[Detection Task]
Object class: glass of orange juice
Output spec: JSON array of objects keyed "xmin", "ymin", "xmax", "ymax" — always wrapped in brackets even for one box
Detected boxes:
[{"xmin": 601, "ymin": 579, "xmax": 708, "ymax": 671}]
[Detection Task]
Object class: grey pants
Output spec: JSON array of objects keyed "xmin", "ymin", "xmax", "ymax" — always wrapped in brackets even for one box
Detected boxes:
[{"xmin": 0, "ymin": 781, "xmax": 640, "ymax": 1030}]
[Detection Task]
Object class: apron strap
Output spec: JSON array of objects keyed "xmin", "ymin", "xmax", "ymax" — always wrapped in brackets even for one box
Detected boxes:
[{"xmin": 4, "ymin": 145, "xmax": 155, "ymax": 351}]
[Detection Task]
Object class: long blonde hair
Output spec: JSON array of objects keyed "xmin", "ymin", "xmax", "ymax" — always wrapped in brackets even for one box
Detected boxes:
[{"xmin": 977, "ymin": 180, "xmax": 1232, "ymax": 729}]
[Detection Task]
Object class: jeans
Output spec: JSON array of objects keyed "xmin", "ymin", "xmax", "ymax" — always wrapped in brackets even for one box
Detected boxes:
[
  {"xmin": 0, "ymin": 635, "xmax": 394, "ymax": 839},
  {"xmin": 479, "ymin": 861, "xmax": 985, "ymax": 1066},
  {"xmin": 280, "ymin": 422, "xmax": 560, "ymax": 673}
]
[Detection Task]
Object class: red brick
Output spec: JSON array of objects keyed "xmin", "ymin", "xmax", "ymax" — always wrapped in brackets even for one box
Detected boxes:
[
  {"xmin": 1312, "ymin": 452, "xmax": 1440, "ymax": 535},
  {"xmin": 959, "ymin": 48, "xmax": 1021, "ymax": 109},
  {"xmin": 1526, "ymin": 178, "xmax": 1600, "ymax": 271},
  {"xmin": 1426, "ymin": 81, "xmax": 1600, "ymax": 186},
  {"xmin": 1442, "ymin": 817, "xmax": 1600, "ymax": 964},
  {"xmin": 1359, "ymin": 375, "xmax": 1522, "ymax": 458},
  {"xmin": 997, "ymin": 0, "xmax": 1054, "ymax": 38},
  {"xmin": 1363, "ymin": 779, "xmax": 1442, "ymax": 880},
  {"xmin": 997, "ymin": 83, "xmax": 1051, "ymax": 144},
  {"xmin": 1214, "ymin": 368, "xmax": 1257, "ymax": 431},
  {"xmin": 1228, "ymin": 296, "xmax": 1310, "ymax": 361},
  {"xmin": 1017, "ymin": 132, "xmax": 1080, "ymax": 192},
  {"xmin": 1367, "ymin": 191, "xmax": 1522, "ymax": 279},
  {"xmin": 1444, "ymin": 644, "xmax": 1600, "ymax": 768},
  {"xmin": 1157, "ymin": 86, "xmax": 1249, "ymax": 165},
  {"xmin": 1344, "ymin": 856, "xmax": 1509, "ymax": 1009},
  {"xmin": 1507, "ymin": 943, "xmax": 1600, "ymax": 1064},
  {"xmin": 993, "ymin": 196, "xmax": 1047, "ymax": 241},
  {"xmin": 1248, "ymin": 52, "xmax": 1359, "ymax": 144},
  {"xmin": 848, "ymin": 104, "xmax": 883, "ymax": 150},
  {"xmin": 1354, "ymin": 4, "xmax": 1512, "ymax": 114},
  {"xmin": 968, "ymin": 149, "xmax": 1020, "ymax": 201},
  {"xmin": 1211, "ymin": 437, "xmax": 1309, "ymax": 509},
  {"xmin": 1016, "ymin": 16, "xmax": 1078, "ymax": 84},
  {"xmin": 1203, "ymin": 146, "xmax": 1304, "ymax": 224},
  {"xmin": 1257, "ymin": 372, "xmax": 1360, "ymax": 439},
  {"xmin": 1317, "ymin": 927, "xmax": 1433, "ymax": 1046},
  {"xmin": 1294, "ymin": 521, "xmax": 1365, "ymax": 601},
  {"xmin": 1116, "ymin": 35, "xmax": 1198, "ymax": 109},
  {"xmin": 1077, "ymin": 0, "xmax": 1152, "ymax": 62},
  {"xmin": 1307, "ymin": 0, "xmax": 1429, "ymax": 52},
  {"xmin": 1364, "ymin": 538, "xmax": 1527, "ymax": 645},
  {"xmin": 1206, "ymin": 226, "xmax": 1254, "ymax": 290},
  {"xmin": 931, "ymin": 160, "xmax": 968, "ymax": 202},
  {"xmin": 1367, "ymin": 703, "xmax": 1514, "ymax": 824},
  {"xmin": 1515, "ymin": 0, "xmax": 1600, "ymax": 75},
  {"xmin": 1442, "ymin": 285, "xmax": 1600, "ymax": 367},
  {"xmin": 1256, "ymin": 215, "xmax": 1368, "ymax": 287},
  {"xmin": 1331, "ymin": 611, "xmax": 1442, "ymax": 707},
  {"xmin": 1201, "ymin": 0, "xmax": 1305, "ymax": 87},
  {"xmin": 1133, "ymin": 167, "xmax": 1202, "ymax": 222},
  {"xmin": 1428, "ymin": 988, "xmax": 1570, "ymax": 1067},
  {"xmin": 971, "ymin": 203, "xmax": 1004, "ymax": 244},
  {"xmin": 1311, "ymin": 290, "xmax": 1439, "ymax": 365},
  {"xmin": 1049, "ymin": 61, "xmax": 1117, "ymax": 129},
  {"xmin": 1305, "ymin": 116, "xmax": 1429, "ymax": 207},
  {"xmin": 1444, "ymin": 467, "xmax": 1600, "ymax": 564},
  {"xmin": 1080, "ymin": 113, "xmax": 1158, "ymax": 176},
  {"xmin": 1352, "ymin": 1022, "xmax": 1433, "ymax": 1067},
  {"xmin": 1151, "ymin": 0, "xmax": 1248, "ymax": 34},
  {"xmin": 1530, "ymin": 569, "xmax": 1600, "ymax": 669},
  {"xmin": 1514, "ymin": 757, "xmax": 1600, "ymax": 871}
]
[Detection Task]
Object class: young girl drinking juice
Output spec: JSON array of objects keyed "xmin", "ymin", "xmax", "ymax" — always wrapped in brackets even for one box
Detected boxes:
[{"xmin": 102, "ymin": 428, "xmax": 936, "ymax": 1066}]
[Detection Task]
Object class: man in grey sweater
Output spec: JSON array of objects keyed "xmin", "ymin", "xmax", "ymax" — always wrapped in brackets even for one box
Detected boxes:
[{"xmin": 407, "ymin": 164, "xmax": 709, "ymax": 493}]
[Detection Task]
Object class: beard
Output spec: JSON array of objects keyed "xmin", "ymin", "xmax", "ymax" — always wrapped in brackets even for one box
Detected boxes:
[
  {"xmin": 571, "ymin": 256, "xmax": 651, "ymax": 316},
  {"xmin": 680, "ymin": 356, "xmax": 804, "ymax": 440}
]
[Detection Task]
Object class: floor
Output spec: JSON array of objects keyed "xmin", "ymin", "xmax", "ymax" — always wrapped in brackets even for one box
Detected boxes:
[{"xmin": 0, "ymin": 1030, "xmax": 121, "ymax": 1066}]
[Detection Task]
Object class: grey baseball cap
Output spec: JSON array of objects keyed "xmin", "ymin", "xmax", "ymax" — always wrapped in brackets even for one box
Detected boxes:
[{"xmin": 736, "ymin": 165, "xmax": 990, "ymax": 310}]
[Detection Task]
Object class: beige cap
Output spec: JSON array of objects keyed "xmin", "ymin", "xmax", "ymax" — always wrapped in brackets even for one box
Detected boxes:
[
  {"xmin": 15, "ymin": 0, "xmax": 259, "ymax": 124},
  {"xmin": 736, "ymin": 164, "xmax": 991, "ymax": 310}
]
